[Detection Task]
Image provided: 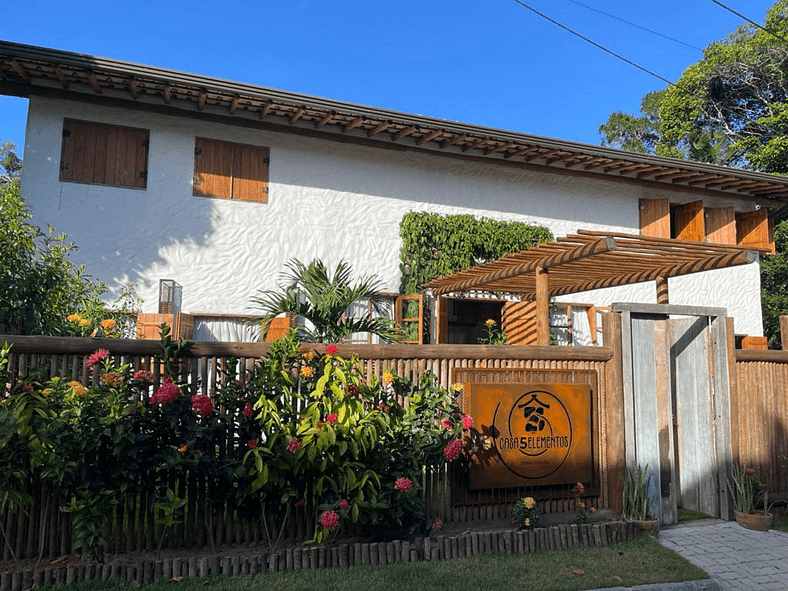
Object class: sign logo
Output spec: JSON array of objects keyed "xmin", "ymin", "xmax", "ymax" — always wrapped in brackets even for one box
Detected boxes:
[{"xmin": 494, "ymin": 389, "xmax": 573, "ymax": 479}]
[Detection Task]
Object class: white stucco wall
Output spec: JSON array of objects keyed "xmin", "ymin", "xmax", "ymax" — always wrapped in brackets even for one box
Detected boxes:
[{"xmin": 20, "ymin": 96, "xmax": 763, "ymax": 336}]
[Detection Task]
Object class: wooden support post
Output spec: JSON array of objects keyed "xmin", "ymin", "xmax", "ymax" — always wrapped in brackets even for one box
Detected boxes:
[
  {"xmin": 536, "ymin": 266, "xmax": 550, "ymax": 346},
  {"xmin": 602, "ymin": 311, "xmax": 625, "ymax": 515},
  {"xmin": 655, "ymin": 276, "xmax": 669, "ymax": 304},
  {"xmin": 780, "ymin": 315, "xmax": 788, "ymax": 350}
]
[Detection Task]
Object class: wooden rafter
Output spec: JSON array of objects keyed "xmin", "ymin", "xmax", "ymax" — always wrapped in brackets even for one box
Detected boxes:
[
  {"xmin": 368, "ymin": 120, "xmax": 391, "ymax": 137},
  {"xmin": 230, "ymin": 95, "xmax": 241, "ymax": 115},
  {"xmin": 162, "ymin": 84, "xmax": 172, "ymax": 104},
  {"xmin": 87, "ymin": 73, "xmax": 102, "ymax": 94},
  {"xmin": 260, "ymin": 101, "xmax": 273, "ymax": 119},
  {"xmin": 393, "ymin": 126, "xmax": 417, "ymax": 141},
  {"xmin": 290, "ymin": 107, "xmax": 305, "ymax": 124},
  {"xmin": 441, "ymin": 135, "xmax": 467, "ymax": 149},
  {"xmin": 417, "ymin": 129, "xmax": 443, "ymax": 146},
  {"xmin": 197, "ymin": 89, "xmax": 207, "ymax": 110},
  {"xmin": 462, "ymin": 138, "xmax": 488, "ymax": 152},
  {"xmin": 54, "ymin": 66, "xmax": 69, "ymax": 89},
  {"xmin": 343, "ymin": 117, "xmax": 364, "ymax": 133},
  {"xmin": 8, "ymin": 59, "xmax": 30, "ymax": 82},
  {"xmin": 315, "ymin": 111, "xmax": 334, "ymax": 128}
]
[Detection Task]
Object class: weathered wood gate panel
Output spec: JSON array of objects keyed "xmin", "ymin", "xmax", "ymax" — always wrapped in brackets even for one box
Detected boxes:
[{"xmin": 617, "ymin": 303, "xmax": 733, "ymax": 525}]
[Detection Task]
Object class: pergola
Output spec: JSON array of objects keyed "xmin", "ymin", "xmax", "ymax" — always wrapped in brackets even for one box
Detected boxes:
[{"xmin": 424, "ymin": 230, "xmax": 766, "ymax": 345}]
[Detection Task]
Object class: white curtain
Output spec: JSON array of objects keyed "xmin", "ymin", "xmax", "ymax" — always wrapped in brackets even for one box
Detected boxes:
[
  {"xmin": 193, "ymin": 318, "xmax": 261, "ymax": 342},
  {"xmin": 571, "ymin": 307, "xmax": 593, "ymax": 347}
]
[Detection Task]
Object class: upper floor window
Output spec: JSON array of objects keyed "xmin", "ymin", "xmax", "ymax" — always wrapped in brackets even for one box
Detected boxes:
[
  {"xmin": 60, "ymin": 119, "xmax": 149, "ymax": 189},
  {"xmin": 639, "ymin": 198, "xmax": 774, "ymax": 254},
  {"xmin": 193, "ymin": 137, "xmax": 270, "ymax": 203}
]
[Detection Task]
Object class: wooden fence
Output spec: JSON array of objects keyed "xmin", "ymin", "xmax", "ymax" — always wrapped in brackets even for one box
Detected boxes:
[
  {"xmin": 1, "ymin": 333, "xmax": 623, "ymax": 562},
  {"xmin": 732, "ymin": 348, "xmax": 788, "ymax": 494}
]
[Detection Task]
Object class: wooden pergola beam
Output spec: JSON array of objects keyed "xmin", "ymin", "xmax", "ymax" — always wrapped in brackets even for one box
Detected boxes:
[
  {"xmin": 55, "ymin": 66, "xmax": 69, "ymax": 89},
  {"xmin": 197, "ymin": 89, "xmax": 206, "ymax": 110},
  {"xmin": 536, "ymin": 266, "xmax": 550, "ymax": 345},
  {"xmin": 367, "ymin": 120, "xmax": 390, "ymax": 137},
  {"xmin": 88, "ymin": 73, "xmax": 102, "ymax": 94}
]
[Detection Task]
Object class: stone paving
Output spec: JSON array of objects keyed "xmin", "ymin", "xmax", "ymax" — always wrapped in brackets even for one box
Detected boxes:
[{"xmin": 659, "ymin": 521, "xmax": 788, "ymax": 591}]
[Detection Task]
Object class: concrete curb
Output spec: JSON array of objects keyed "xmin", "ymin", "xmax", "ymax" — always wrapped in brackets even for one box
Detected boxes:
[{"xmin": 596, "ymin": 580, "xmax": 721, "ymax": 591}]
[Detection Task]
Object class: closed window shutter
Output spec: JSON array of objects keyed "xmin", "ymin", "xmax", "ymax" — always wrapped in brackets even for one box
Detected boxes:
[
  {"xmin": 736, "ymin": 209, "xmax": 775, "ymax": 254},
  {"xmin": 194, "ymin": 137, "xmax": 233, "ymax": 198},
  {"xmin": 60, "ymin": 119, "xmax": 148, "ymax": 189},
  {"xmin": 639, "ymin": 199, "xmax": 670, "ymax": 238},
  {"xmin": 674, "ymin": 200, "xmax": 705, "ymax": 242},
  {"xmin": 232, "ymin": 144, "xmax": 270, "ymax": 203},
  {"xmin": 502, "ymin": 300, "xmax": 537, "ymax": 345},
  {"xmin": 704, "ymin": 207, "xmax": 736, "ymax": 245}
]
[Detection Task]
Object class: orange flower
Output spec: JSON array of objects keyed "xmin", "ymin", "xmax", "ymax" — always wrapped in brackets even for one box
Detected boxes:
[
  {"xmin": 301, "ymin": 351, "xmax": 315, "ymax": 361},
  {"xmin": 177, "ymin": 444, "xmax": 188, "ymax": 454},
  {"xmin": 300, "ymin": 366, "xmax": 314, "ymax": 379},
  {"xmin": 68, "ymin": 381, "xmax": 87, "ymax": 396},
  {"xmin": 100, "ymin": 318, "xmax": 117, "ymax": 330},
  {"xmin": 382, "ymin": 371, "xmax": 394, "ymax": 384}
]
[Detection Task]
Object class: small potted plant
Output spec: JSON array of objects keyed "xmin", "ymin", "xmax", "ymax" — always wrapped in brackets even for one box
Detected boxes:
[
  {"xmin": 511, "ymin": 496, "xmax": 540, "ymax": 530},
  {"xmin": 623, "ymin": 465, "xmax": 659, "ymax": 537},
  {"xmin": 728, "ymin": 465, "xmax": 773, "ymax": 531}
]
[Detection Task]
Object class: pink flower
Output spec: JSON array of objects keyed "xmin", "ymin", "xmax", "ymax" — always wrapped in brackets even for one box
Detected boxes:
[
  {"xmin": 441, "ymin": 418, "xmax": 452, "ymax": 430},
  {"xmin": 133, "ymin": 370, "xmax": 155, "ymax": 383},
  {"xmin": 243, "ymin": 403, "xmax": 254, "ymax": 418},
  {"xmin": 247, "ymin": 439, "xmax": 258, "ymax": 449},
  {"xmin": 338, "ymin": 499, "xmax": 348, "ymax": 510},
  {"xmin": 576, "ymin": 482, "xmax": 586, "ymax": 494},
  {"xmin": 326, "ymin": 345, "xmax": 339, "ymax": 357},
  {"xmin": 320, "ymin": 510, "xmax": 339, "ymax": 529},
  {"xmin": 395, "ymin": 477, "xmax": 413, "ymax": 493},
  {"xmin": 326, "ymin": 413, "xmax": 338, "ymax": 424},
  {"xmin": 151, "ymin": 377, "xmax": 179, "ymax": 404},
  {"xmin": 432, "ymin": 518, "xmax": 443, "ymax": 531},
  {"xmin": 462, "ymin": 414, "xmax": 474, "ymax": 429},
  {"xmin": 86, "ymin": 349, "xmax": 109, "ymax": 368},
  {"xmin": 191, "ymin": 394, "xmax": 213, "ymax": 416},
  {"xmin": 443, "ymin": 439, "xmax": 463, "ymax": 461},
  {"xmin": 287, "ymin": 438, "xmax": 302, "ymax": 454}
]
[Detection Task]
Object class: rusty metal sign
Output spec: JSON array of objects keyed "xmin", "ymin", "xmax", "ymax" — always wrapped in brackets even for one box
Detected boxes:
[{"xmin": 466, "ymin": 383, "xmax": 593, "ymax": 489}]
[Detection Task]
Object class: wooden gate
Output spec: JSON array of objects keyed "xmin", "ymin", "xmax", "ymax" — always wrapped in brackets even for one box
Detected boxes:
[{"xmin": 616, "ymin": 303, "xmax": 734, "ymax": 525}]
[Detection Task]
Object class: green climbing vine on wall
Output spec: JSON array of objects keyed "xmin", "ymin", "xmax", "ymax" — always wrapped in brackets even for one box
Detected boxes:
[{"xmin": 399, "ymin": 212, "xmax": 553, "ymax": 294}]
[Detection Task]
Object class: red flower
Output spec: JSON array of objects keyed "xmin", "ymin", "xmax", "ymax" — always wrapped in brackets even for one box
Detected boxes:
[
  {"xmin": 326, "ymin": 345, "xmax": 339, "ymax": 357},
  {"xmin": 576, "ymin": 482, "xmax": 586, "ymax": 494},
  {"xmin": 287, "ymin": 438, "xmax": 302, "ymax": 453},
  {"xmin": 443, "ymin": 439, "xmax": 463, "ymax": 461},
  {"xmin": 243, "ymin": 403, "xmax": 254, "ymax": 418},
  {"xmin": 326, "ymin": 413, "xmax": 338, "ymax": 424},
  {"xmin": 339, "ymin": 499, "xmax": 349, "ymax": 510},
  {"xmin": 191, "ymin": 394, "xmax": 213, "ymax": 416},
  {"xmin": 432, "ymin": 518, "xmax": 443, "ymax": 531},
  {"xmin": 320, "ymin": 510, "xmax": 339, "ymax": 529},
  {"xmin": 133, "ymin": 370, "xmax": 155, "ymax": 383},
  {"xmin": 151, "ymin": 377, "xmax": 179, "ymax": 404},
  {"xmin": 394, "ymin": 477, "xmax": 413, "ymax": 493},
  {"xmin": 441, "ymin": 418, "xmax": 452, "ymax": 430},
  {"xmin": 462, "ymin": 414, "xmax": 474, "ymax": 429},
  {"xmin": 247, "ymin": 439, "xmax": 258, "ymax": 449},
  {"xmin": 86, "ymin": 349, "xmax": 109, "ymax": 368}
]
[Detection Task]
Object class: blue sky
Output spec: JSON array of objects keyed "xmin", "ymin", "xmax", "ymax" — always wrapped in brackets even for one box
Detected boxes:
[{"xmin": 0, "ymin": 0, "xmax": 778, "ymax": 158}]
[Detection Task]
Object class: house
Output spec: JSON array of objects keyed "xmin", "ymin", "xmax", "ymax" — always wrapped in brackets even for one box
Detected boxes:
[{"xmin": 1, "ymin": 40, "xmax": 785, "ymax": 344}]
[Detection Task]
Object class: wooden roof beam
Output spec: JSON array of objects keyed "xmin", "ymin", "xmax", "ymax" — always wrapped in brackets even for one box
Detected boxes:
[
  {"xmin": 368, "ymin": 120, "xmax": 390, "ymax": 137},
  {"xmin": 462, "ymin": 138, "xmax": 489, "ymax": 152},
  {"xmin": 522, "ymin": 149, "xmax": 555, "ymax": 162},
  {"xmin": 8, "ymin": 59, "xmax": 30, "ymax": 82},
  {"xmin": 197, "ymin": 89, "xmax": 207, "ymax": 110},
  {"xmin": 652, "ymin": 169, "xmax": 693, "ymax": 181},
  {"xmin": 430, "ymin": 237, "xmax": 616, "ymax": 295},
  {"xmin": 343, "ymin": 117, "xmax": 364, "ymax": 133},
  {"xmin": 290, "ymin": 107, "xmax": 306, "ymax": 124},
  {"xmin": 54, "ymin": 66, "xmax": 69, "ymax": 89},
  {"xmin": 584, "ymin": 158, "xmax": 614, "ymax": 170},
  {"xmin": 87, "ymin": 73, "xmax": 102, "ymax": 94},
  {"xmin": 484, "ymin": 142, "xmax": 516, "ymax": 155},
  {"xmin": 505, "ymin": 146, "xmax": 541, "ymax": 160},
  {"xmin": 544, "ymin": 152, "xmax": 580, "ymax": 166},
  {"xmin": 230, "ymin": 95, "xmax": 241, "ymax": 115},
  {"xmin": 260, "ymin": 100, "xmax": 273, "ymax": 119},
  {"xmin": 441, "ymin": 135, "xmax": 468, "ymax": 149},
  {"xmin": 315, "ymin": 111, "xmax": 334, "ymax": 128},
  {"xmin": 393, "ymin": 126, "xmax": 418, "ymax": 141},
  {"xmin": 685, "ymin": 174, "xmax": 729, "ymax": 186},
  {"xmin": 417, "ymin": 129, "xmax": 443, "ymax": 146},
  {"xmin": 162, "ymin": 84, "xmax": 172, "ymax": 103},
  {"xmin": 129, "ymin": 78, "xmax": 141, "ymax": 99}
]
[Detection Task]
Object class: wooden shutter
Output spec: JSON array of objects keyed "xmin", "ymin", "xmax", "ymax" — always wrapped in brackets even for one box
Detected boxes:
[
  {"xmin": 435, "ymin": 296, "xmax": 449, "ymax": 344},
  {"xmin": 233, "ymin": 144, "xmax": 270, "ymax": 203},
  {"xmin": 394, "ymin": 295, "xmax": 423, "ymax": 344},
  {"xmin": 265, "ymin": 316, "xmax": 293, "ymax": 342},
  {"xmin": 639, "ymin": 199, "xmax": 670, "ymax": 238},
  {"xmin": 60, "ymin": 119, "xmax": 148, "ymax": 189},
  {"xmin": 704, "ymin": 207, "xmax": 736, "ymax": 245},
  {"xmin": 501, "ymin": 300, "xmax": 538, "ymax": 345},
  {"xmin": 736, "ymin": 209, "xmax": 775, "ymax": 254},
  {"xmin": 194, "ymin": 137, "xmax": 233, "ymax": 198},
  {"xmin": 674, "ymin": 200, "xmax": 705, "ymax": 242},
  {"xmin": 194, "ymin": 137, "xmax": 270, "ymax": 202}
]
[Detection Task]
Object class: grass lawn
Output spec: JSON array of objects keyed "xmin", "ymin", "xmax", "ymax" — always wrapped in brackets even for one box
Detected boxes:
[{"xmin": 43, "ymin": 533, "xmax": 708, "ymax": 591}]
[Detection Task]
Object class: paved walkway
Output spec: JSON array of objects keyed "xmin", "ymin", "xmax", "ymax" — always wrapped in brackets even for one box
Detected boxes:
[{"xmin": 659, "ymin": 521, "xmax": 788, "ymax": 591}]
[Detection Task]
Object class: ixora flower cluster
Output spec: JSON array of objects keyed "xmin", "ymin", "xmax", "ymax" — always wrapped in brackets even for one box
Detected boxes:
[{"xmin": 66, "ymin": 314, "xmax": 121, "ymax": 338}]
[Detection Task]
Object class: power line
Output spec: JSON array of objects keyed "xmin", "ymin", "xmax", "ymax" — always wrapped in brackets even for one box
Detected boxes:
[
  {"xmin": 511, "ymin": 0, "xmax": 675, "ymax": 87},
  {"xmin": 710, "ymin": 0, "xmax": 788, "ymax": 44},
  {"xmin": 567, "ymin": 0, "xmax": 703, "ymax": 52}
]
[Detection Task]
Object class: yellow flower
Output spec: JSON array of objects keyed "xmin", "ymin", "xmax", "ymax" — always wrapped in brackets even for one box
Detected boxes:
[
  {"xmin": 523, "ymin": 497, "xmax": 536, "ymax": 509},
  {"xmin": 301, "ymin": 351, "xmax": 315, "ymax": 361},
  {"xmin": 485, "ymin": 319, "xmax": 496, "ymax": 327},
  {"xmin": 452, "ymin": 383, "xmax": 464, "ymax": 392},
  {"xmin": 299, "ymin": 366, "xmax": 314, "ymax": 379},
  {"xmin": 524, "ymin": 518, "xmax": 530, "ymax": 527},
  {"xmin": 68, "ymin": 381, "xmax": 87, "ymax": 396},
  {"xmin": 79, "ymin": 318, "xmax": 90, "ymax": 327},
  {"xmin": 177, "ymin": 444, "xmax": 188, "ymax": 454},
  {"xmin": 382, "ymin": 371, "xmax": 394, "ymax": 384},
  {"xmin": 100, "ymin": 318, "xmax": 117, "ymax": 330}
]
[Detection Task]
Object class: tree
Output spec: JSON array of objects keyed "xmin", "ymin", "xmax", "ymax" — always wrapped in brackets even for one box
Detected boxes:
[
  {"xmin": 0, "ymin": 181, "xmax": 109, "ymax": 335},
  {"xmin": 599, "ymin": 1, "xmax": 788, "ymax": 346},
  {"xmin": 0, "ymin": 140, "xmax": 22, "ymax": 186},
  {"xmin": 250, "ymin": 258, "xmax": 399, "ymax": 343}
]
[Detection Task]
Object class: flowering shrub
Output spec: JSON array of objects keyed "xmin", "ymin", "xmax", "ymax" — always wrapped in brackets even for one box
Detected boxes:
[
  {"xmin": 151, "ymin": 377, "xmax": 179, "ymax": 404},
  {"xmin": 443, "ymin": 439, "xmax": 463, "ymax": 461},
  {"xmin": 512, "ymin": 496, "xmax": 540, "ymax": 529},
  {"xmin": 86, "ymin": 349, "xmax": 109, "ymax": 368},
  {"xmin": 190, "ymin": 394, "xmax": 213, "ymax": 416},
  {"xmin": 573, "ymin": 481, "xmax": 590, "ymax": 523}
]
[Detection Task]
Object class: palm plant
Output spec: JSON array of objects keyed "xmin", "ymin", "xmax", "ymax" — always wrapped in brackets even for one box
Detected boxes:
[{"xmin": 250, "ymin": 258, "xmax": 399, "ymax": 343}]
